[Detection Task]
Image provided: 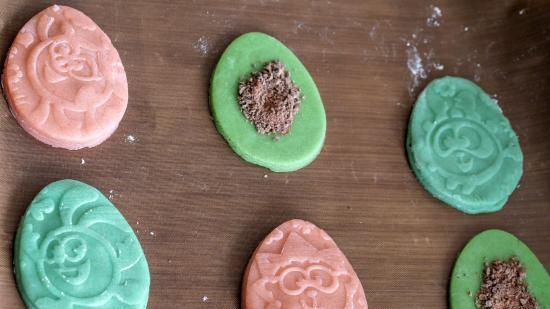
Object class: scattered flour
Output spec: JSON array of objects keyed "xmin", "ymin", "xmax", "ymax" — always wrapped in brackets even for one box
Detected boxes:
[
  {"xmin": 402, "ymin": 5, "xmax": 449, "ymax": 97},
  {"xmin": 432, "ymin": 63, "xmax": 445, "ymax": 70},
  {"xmin": 491, "ymin": 94, "xmax": 500, "ymax": 106},
  {"xmin": 474, "ymin": 63, "xmax": 482, "ymax": 82},
  {"xmin": 406, "ymin": 45, "xmax": 427, "ymax": 96},
  {"xmin": 369, "ymin": 25, "xmax": 377, "ymax": 40},
  {"xmin": 125, "ymin": 134, "xmax": 137, "ymax": 144},
  {"xmin": 292, "ymin": 21, "xmax": 335, "ymax": 45},
  {"xmin": 80, "ymin": 158, "xmax": 86, "ymax": 165},
  {"xmin": 426, "ymin": 5, "xmax": 442, "ymax": 27},
  {"xmin": 202, "ymin": 295, "xmax": 209, "ymax": 302},
  {"xmin": 108, "ymin": 189, "xmax": 115, "ymax": 200},
  {"xmin": 149, "ymin": 231, "xmax": 155, "ymax": 236},
  {"xmin": 194, "ymin": 36, "xmax": 210, "ymax": 56}
]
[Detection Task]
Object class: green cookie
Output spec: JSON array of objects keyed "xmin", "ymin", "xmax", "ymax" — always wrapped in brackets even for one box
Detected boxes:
[
  {"xmin": 450, "ymin": 230, "xmax": 550, "ymax": 309},
  {"xmin": 14, "ymin": 180, "xmax": 150, "ymax": 309},
  {"xmin": 210, "ymin": 32, "xmax": 326, "ymax": 172},
  {"xmin": 407, "ymin": 77, "xmax": 523, "ymax": 214}
]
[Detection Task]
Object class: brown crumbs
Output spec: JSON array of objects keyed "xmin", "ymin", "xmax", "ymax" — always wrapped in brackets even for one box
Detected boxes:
[
  {"xmin": 238, "ymin": 61, "xmax": 301, "ymax": 135},
  {"xmin": 476, "ymin": 257, "xmax": 539, "ymax": 309}
]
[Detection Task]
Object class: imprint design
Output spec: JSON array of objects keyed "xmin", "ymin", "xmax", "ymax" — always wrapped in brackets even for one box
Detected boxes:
[
  {"xmin": 413, "ymin": 79, "xmax": 522, "ymax": 203},
  {"xmin": 246, "ymin": 220, "xmax": 367, "ymax": 309},
  {"xmin": 4, "ymin": 5, "xmax": 127, "ymax": 148},
  {"xmin": 16, "ymin": 180, "xmax": 149, "ymax": 309}
]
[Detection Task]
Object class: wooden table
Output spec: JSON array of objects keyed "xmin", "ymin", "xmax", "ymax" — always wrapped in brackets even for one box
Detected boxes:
[{"xmin": 0, "ymin": 1, "xmax": 548, "ymax": 308}]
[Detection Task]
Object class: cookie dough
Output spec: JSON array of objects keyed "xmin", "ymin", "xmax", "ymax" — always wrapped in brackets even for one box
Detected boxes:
[
  {"xmin": 210, "ymin": 32, "xmax": 326, "ymax": 172},
  {"xmin": 2, "ymin": 5, "xmax": 128, "ymax": 149},
  {"xmin": 243, "ymin": 219, "xmax": 368, "ymax": 309},
  {"xmin": 407, "ymin": 77, "xmax": 523, "ymax": 214},
  {"xmin": 14, "ymin": 180, "xmax": 150, "ymax": 308},
  {"xmin": 450, "ymin": 230, "xmax": 549, "ymax": 309}
]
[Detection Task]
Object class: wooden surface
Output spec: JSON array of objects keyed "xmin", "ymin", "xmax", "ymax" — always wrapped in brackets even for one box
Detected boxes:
[{"xmin": 0, "ymin": 0, "xmax": 549, "ymax": 308}]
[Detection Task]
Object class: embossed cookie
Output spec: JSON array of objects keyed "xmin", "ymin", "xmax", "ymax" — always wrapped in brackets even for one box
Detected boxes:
[
  {"xmin": 14, "ymin": 180, "xmax": 150, "ymax": 308},
  {"xmin": 407, "ymin": 77, "xmax": 523, "ymax": 214},
  {"xmin": 243, "ymin": 219, "xmax": 368, "ymax": 309},
  {"xmin": 2, "ymin": 5, "xmax": 128, "ymax": 149}
]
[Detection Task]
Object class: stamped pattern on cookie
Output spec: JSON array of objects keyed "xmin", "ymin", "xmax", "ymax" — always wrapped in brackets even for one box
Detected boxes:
[
  {"xmin": 3, "ymin": 5, "xmax": 127, "ymax": 149},
  {"xmin": 244, "ymin": 220, "xmax": 368, "ymax": 309},
  {"xmin": 15, "ymin": 180, "xmax": 149, "ymax": 309},
  {"xmin": 408, "ymin": 77, "xmax": 523, "ymax": 213}
]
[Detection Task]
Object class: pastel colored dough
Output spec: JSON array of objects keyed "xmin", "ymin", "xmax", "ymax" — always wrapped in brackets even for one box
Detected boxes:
[
  {"xmin": 450, "ymin": 230, "xmax": 550, "ymax": 309},
  {"xmin": 407, "ymin": 76, "xmax": 523, "ymax": 214},
  {"xmin": 14, "ymin": 180, "xmax": 150, "ymax": 309},
  {"xmin": 210, "ymin": 32, "xmax": 326, "ymax": 172},
  {"xmin": 243, "ymin": 219, "xmax": 368, "ymax": 309},
  {"xmin": 2, "ymin": 5, "xmax": 128, "ymax": 150}
]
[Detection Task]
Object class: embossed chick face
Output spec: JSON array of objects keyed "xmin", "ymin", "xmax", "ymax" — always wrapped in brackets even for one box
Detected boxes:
[
  {"xmin": 43, "ymin": 231, "xmax": 114, "ymax": 298},
  {"xmin": 46, "ymin": 236, "xmax": 90, "ymax": 285}
]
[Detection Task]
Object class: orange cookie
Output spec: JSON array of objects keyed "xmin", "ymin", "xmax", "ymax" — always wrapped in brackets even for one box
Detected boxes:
[
  {"xmin": 243, "ymin": 219, "xmax": 368, "ymax": 309},
  {"xmin": 3, "ymin": 5, "xmax": 128, "ymax": 149}
]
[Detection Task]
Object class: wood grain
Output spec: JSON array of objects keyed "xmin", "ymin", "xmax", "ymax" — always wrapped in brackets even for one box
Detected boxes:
[{"xmin": 0, "ymin": 0, "xmax": 548, "ymax": 308}]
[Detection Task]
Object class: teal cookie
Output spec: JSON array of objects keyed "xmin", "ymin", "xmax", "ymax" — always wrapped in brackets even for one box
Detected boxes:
[
  {"xmin": 407, "ymin": 77, "xmax": 523, "ymax": 214},
  {"xmin": 210, "ymin": 32, "xmax": 326, "ymax": 172},
  {"xmin": 14, "ymin": 180, "xmax": 150, "ymax": 309},
  {"xmin": 450, "ymin": 230, "xmax": 550, "ymax": 309}
]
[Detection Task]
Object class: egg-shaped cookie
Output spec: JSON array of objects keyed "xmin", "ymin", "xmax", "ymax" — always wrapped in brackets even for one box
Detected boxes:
[
  {"xmin": 210, "ymin": 32, "xmax": 326, "ymax": 172},
  {"xmin": 14, "ymin": 180, "xmax": 150, "ymax": 308},
  {"xmin": 450, "ymin": 230, "xmax": 549, "ymax": 309},
  {"xmin": 407, "ymin": 77, "xmax": 523, "ymax": 214},
  {"xmin": 3, "ymin": 5, "xmax": 128, "ymax": 149},
  {"xmin": 243, "ymin": 219, "xmax": 368, "ymax": 309}
]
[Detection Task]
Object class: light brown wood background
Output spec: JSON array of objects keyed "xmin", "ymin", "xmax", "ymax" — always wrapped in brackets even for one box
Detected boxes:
[{"xmin": 0, "ymin": 0, "xmax": 548, "ymax": 308}]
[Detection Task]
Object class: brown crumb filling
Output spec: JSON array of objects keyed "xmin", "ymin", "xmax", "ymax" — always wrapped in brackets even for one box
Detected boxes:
[
  {"xmin": 476, "ymin": 257, "xmax": 539, "ymax": 309},
  {"xmin": 238, "ymin": 61, "xmax": 301, "ymax": 135}
]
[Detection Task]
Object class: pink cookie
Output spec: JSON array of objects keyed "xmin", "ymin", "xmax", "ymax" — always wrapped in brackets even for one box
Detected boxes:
[
  {"xmin": 243, "ymin": 219, "xmax": 368, "ymax": 309},
  {"xmin": 2, "ymin": 5, "xmax": 128, "ymax": 149}
]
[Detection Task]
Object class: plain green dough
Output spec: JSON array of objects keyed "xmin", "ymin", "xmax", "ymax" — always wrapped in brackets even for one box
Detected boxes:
[
  {"xmin": 407, "ymin": 76, "xmax": 523, "ymax": 214},
  {"xmin": 210, "ymin": 32, "xmax": 326, "ymax": 172},
  {"xmin": 450, "ymin": 230, "xmax": 550, "ymax": 309},
  {"xmin": 14, "ymin": 180, "xmax": 150, "ymax": 309}
]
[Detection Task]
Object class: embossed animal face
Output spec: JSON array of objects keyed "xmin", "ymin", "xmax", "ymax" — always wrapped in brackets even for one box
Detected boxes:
[
  {"xmin": 3, "ymin": 5, "xmax": 129, "ymax": 149},
  {"xmin": 244, "ymin": 220, "xmax": 368, "ymax": 309},
  {"xmin": 46, "ymin": 40, "xmax": 101, "ymax": 83},
  {"xmin": 434, "ymin": 123, "xmax": 497, "ymax": 174},
  {"xmin": 42, "ymin": 231, "xmax": 114, "ymax": 298},
  {"xmin": 265, "ymin": 260, "xmax": 354, "ymax": 309},
  {"xmin": 32, "ymin": 12, "xmax": 114, "ymax": 112}
]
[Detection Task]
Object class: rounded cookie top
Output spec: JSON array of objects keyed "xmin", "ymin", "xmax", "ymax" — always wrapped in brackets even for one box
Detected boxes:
[
  {"xmin": 407, "ymin": 76, "xmax": 523, "ymax": 214},
  {"xmin": 14, "ymin": 180, "xmax": 150, "ymax": 309},
  {"xmin": 3, "ymin": 5, "xmax": 128, "ymax": 149},
  {"xmin": 243, "ymin": 219, "xmax": 368, "ymax": 309}
]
